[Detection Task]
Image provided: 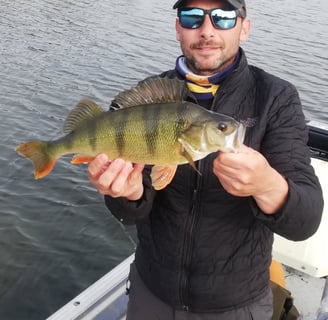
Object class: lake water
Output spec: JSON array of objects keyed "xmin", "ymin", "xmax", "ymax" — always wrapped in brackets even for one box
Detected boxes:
[{"xmin": 0, "ymin": 0, "xmax": 327, "ymax": 319}]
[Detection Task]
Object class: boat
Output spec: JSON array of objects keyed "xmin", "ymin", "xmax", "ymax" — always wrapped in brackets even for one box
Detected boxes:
[{"xmin": 47, "ymin": 120, "xmax": 328, "ymax": 320}]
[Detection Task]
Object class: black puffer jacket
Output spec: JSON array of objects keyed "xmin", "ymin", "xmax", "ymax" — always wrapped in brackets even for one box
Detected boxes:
[{"xmin": 105, "ymin": 49, "xmax": 323, "ymax": 312}]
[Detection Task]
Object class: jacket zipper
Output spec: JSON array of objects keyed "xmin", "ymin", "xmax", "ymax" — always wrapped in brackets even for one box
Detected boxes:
[
  {"xmin": 179, "ymin": 160, "xmax": 203, "ymax": 310},
  {"xmin": 178, "ymin": 93, "xmax": 222, "ymax": 309}
]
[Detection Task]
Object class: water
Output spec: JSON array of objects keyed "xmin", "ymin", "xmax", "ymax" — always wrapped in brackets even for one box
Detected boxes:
[{"xmin": 0, "ymin": 0, "xmax": 327, "ymax": 319}]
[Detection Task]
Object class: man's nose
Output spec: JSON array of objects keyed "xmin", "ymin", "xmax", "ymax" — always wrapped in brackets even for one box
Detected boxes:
[{"xmin": 199, "ymin": 14, "xmax": 215, "ymax": 37}]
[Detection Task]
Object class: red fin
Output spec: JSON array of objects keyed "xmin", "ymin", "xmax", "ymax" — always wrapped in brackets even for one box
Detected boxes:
[
  {"xmin": 15, "ymin": 141, "xmax": 56, "ymax": 179},
  {"xmin": 35, "ymin": 160, "xmax": 56, "ymax": 179},
  {"xmin": 71, "ymin": 154, "xmax": 96, "ymax": 164},
  {"xmin": 151, "ymin": 165, "xmax": 177, "ymax": 190}
]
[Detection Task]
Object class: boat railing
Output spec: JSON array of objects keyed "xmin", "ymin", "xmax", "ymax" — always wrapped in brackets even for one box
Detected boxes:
[{"xmin": 273, "ymin": 120, "xmax": 328, "ymax": 319}]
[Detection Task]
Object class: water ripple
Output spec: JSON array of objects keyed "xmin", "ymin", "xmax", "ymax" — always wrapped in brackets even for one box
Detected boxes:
[{"xmin": 0, "ymin": 0, "xmax": 327, "ymax": 318}]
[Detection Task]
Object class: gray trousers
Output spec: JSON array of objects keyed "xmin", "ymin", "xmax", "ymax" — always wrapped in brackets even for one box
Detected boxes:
[{"xmin": 126, "ymin": 264, "xmax": 273, "ymax": 320}]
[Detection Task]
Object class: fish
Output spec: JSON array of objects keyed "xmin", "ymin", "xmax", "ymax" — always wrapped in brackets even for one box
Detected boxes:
[{"xmin": 15, "ymin": 77, "xmax": 245, "ymax": 190}]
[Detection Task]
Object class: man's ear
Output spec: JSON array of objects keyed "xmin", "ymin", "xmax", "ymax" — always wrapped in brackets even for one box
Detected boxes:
[
  {"xmin": 240, "ymin": 18, "xmax": 251, "ymax": 42},
  {"xmin": 176, "ymin": 18, "xmax": 181, "ymax": 41}
]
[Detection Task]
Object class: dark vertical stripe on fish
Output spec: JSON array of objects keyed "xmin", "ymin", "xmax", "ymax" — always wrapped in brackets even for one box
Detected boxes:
[
  {"xmin": 143, "ymin": 105, "xmax": 159, "ymax": 156},
  {"xmin": 87, "ymin": 120, "xmax": 98, "ymax": 152},
  {"xmin": 113, "ymin": 109, "xmax": 128, "ymax": 156},
  {"xmin": 175, "ymin": 103, "xmax": 187, "ymax": 138}
]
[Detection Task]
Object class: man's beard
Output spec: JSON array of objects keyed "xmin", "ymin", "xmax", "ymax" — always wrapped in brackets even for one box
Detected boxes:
[{"xmin": 184, "ymin": 40, "xmax": 229, "ymax": 75}]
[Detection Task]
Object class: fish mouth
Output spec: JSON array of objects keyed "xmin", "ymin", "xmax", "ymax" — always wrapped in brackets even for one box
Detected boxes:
[
  {"xmin": 236, "ymin": 124, "xmax": 246, "ymax": 147},
  {"xmin": 224, "ymin": 123, "xmax": 246, "ymax": 152}
]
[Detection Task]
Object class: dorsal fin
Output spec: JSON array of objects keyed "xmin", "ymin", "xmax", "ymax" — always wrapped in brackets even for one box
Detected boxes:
[
  {"xmin": 63, "ymin": 99, "xmax": 104, "ymax": 134},
  {"xmin": 113, "ymin": 77, "xmax": 189, "ymax": 109}
]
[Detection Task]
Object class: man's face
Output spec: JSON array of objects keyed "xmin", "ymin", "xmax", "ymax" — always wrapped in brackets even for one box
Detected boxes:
[{"xmin": 176, "ymin": 0, "xmax": 250, "ymax": 75}]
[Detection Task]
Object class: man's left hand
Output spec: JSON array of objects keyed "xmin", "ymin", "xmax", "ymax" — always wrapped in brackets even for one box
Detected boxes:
[{"xmin": 213, "ymin": 145, "xmax": 288, "ymax": 214}]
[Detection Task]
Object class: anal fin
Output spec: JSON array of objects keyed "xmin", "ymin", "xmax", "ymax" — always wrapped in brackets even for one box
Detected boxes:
[{"xmin": 71, "ymin": 154, "xmax": 96, "ymax": 164}]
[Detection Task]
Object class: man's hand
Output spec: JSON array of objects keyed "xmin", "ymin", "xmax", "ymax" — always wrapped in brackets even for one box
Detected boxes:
[
  {"xmin": 88, "ymin": 154, "xmax": 144, "ymax": 201},
  {"xmin": 213, "ymin": 145, "xmax": 288, "ymax": 214}
]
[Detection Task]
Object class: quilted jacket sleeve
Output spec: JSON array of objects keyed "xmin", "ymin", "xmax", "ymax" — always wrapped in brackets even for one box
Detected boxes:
[
  {"xmin": 251, "ymin": 83, "xmax": 324, "ymax": 241},
  {"xmin": 104, "ymin": 166, "xmax": 156, "ymax": 225}
]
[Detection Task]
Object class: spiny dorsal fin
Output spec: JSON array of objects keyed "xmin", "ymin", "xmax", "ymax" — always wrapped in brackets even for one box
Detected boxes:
[
  {"xmin": 113, "ymin": 77, "xmax": 189, "ymax": 109},
  {"xmin": 63, "ymin": 99, "xmax": 104, "ymax": 134}
]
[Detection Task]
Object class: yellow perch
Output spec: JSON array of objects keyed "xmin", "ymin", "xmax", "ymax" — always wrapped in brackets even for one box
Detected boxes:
[{"xmin": 15, "ymin": 77, "xmax": 245, "ymax": 189}]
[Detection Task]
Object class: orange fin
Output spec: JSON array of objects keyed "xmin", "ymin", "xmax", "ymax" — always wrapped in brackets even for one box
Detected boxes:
[
  {"xmin": 34, "ymin": 160, "xmax": 56, "ymax": 179},
  {"xmin": 151, "ymin": 165, "xmax": 177, "ymax": 190},
  {"xmin": 15, "ymin": 141, "xmax": 56, "ymax": 179},
  {"xmin": 71, "ymin": 154, "xmax": 96, "ymax": 164}
]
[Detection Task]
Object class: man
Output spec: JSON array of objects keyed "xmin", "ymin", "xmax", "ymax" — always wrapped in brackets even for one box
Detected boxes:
[{"xmin": 88, "ymin": 0, "xmax": 324, "ymax": 319}]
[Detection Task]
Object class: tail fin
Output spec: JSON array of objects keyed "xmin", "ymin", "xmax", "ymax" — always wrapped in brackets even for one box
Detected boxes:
[{"xmin": 15, "ymin": 141, "xmax": 56, "ymax": 179}]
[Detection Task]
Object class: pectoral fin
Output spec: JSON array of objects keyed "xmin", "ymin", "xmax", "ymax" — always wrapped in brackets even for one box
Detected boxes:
[
  {"xmin": 151, "ymin": 165, "xmax": 177, "ymax": 190},
  {"xmin": 71, "ymin": 154, "xmax": 96, "ymax": 164},
  {"xmin": 178, "ymin": 138, "xmax": 201, "ymax": 175}
]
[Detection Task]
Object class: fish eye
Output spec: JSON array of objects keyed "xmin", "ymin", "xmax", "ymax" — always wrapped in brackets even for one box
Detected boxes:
[{"xmin": 218, "ymin": 123, "xmax": 228, "ymax": 132}]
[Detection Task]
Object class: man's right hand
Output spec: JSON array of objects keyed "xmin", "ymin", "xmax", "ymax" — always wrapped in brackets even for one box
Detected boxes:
[{"xmin": 88, "ymin": 154, "xmax": 145, "ymax": 201}]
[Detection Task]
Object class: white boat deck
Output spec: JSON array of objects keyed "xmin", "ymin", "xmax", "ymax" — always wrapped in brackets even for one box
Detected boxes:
[
  {"xmin": 284, "ymin": 267, "xmax": 327, "ymax": 319},
  {"xmin": 46, "ymin": 255, "xmax": 328, "ymax": 320},
  {"xmin": 272, "ymin": 157, "xmax": 328, "ymax": 319}
]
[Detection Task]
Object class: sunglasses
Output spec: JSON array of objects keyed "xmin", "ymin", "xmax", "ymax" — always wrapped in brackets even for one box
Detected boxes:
[{"xmin": 178, "ymin": 7, "xmax": 244, "ymax": 30}]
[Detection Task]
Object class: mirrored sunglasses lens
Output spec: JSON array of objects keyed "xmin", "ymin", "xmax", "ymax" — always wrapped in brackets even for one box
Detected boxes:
[
  {"xmin": 179, "ymin": 9, "xmax": 204, "ymax": 29},
  {"xmin": 212, "ymin": 9, "xmax": 237, "ymax": 29}
]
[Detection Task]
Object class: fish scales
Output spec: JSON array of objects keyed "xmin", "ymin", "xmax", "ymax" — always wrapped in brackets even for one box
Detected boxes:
[
  {"xmin": 105, "ymin": 103, "xmax": 185, "ymax": 164},
  {"xmin": 113, "ymin": 105, "xmax": 130, "ymax": 156},
  {"xmin": 142, "ymin": 103, "xmax": 159, "ymax": 157},
  {"xmin": 15, "ymin": 77, "xmax": 245, "ymax": 189},
  {"xmin": 87, "ymin": 118, "xmax": 98, "ymax": 153},
  {"xmin": 56, "ymin": 103, "xmax": 182, "ymax": 164}
]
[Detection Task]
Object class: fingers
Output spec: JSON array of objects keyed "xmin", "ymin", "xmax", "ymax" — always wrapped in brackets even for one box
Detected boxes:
[
  {"xmin": 88, "ymin": 153, "xmax": 110, "ymax": 182},
  {"xmin": 236, "ymin": 144, "xmax": 251, "ymax": 153},
  {"xmin": 213, "ymin": 146, "xmax": 273, "ymax": 197},
  {"xmin": 87, "ymin": 154, "xmax": 144, "ymax": 199},
  {"xmin": 90, "ymin": 158, "xmax": 129, "ymax": 195},
  {"xmin": 101, "ymin": 160, "xmax": 133, "ymax": 196},
  {"xmin": 130, "ymin": 163, "xmax": 145, "ymax": 182},
  {"xmin": 213, "ymin": 144, "xmax": 258, "ymax": 173}
]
